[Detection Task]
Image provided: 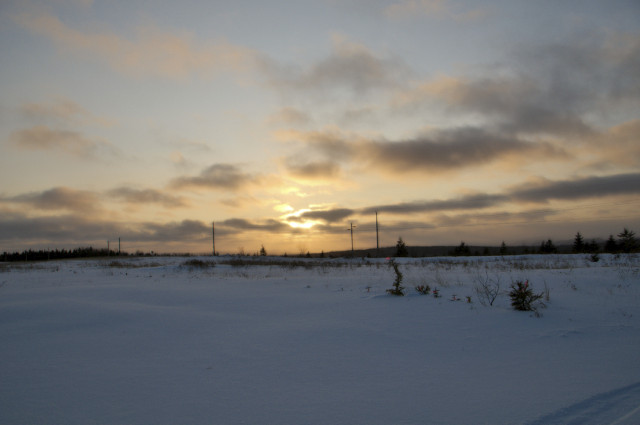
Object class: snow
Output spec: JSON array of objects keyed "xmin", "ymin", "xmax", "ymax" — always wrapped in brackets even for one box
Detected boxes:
[{"xmin": 1, "ymin": 254, "xmax": 639, "ymax": 425}]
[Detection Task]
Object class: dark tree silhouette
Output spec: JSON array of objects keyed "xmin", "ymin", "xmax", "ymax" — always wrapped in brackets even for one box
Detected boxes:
[
  {"xmin": 604, "ymin": 235, "xmax": 618, "ymax": 253},
  {"xmin": 617, "ymin": 228, "xmax": 638, "ymax": 253},
  {"xmin": 395, "ymin": 237, "xmax": 408, "ymax": 257},
  {"xmin": 539, "ymin": 239, "xmax": 557, "ymax": 254},
  {"xmin": 453, "ymin": 241, "xmax": 471, "ymax": 256},
  {"xmin": 573, "ymin": 232, "xmax": 585, "ymax": 253}
]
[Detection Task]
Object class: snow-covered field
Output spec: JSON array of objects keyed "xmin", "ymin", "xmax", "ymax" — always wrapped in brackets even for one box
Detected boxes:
[{"xmin": 1, "ymin": 254, "xmax": 639, "ymax": 425}]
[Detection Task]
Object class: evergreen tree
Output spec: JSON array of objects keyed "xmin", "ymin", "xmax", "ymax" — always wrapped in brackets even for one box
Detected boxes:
[
  {"xmin": 604, "ymin": 235, "xmax": 618, "ymax": 253},
  {"xmin": 586, "ymin": 240, "xmax": 599, "ymax": 253},
  {"xmin": 539, "ymin": 239, "xmax": 557, "ymax": 254},
  {"xmin": 395, "ymin": 237, "xmax": 408, "ymax": 257},
  {"xmin": 572, "ymin": 232, "xmax": 585, "ymax": 253},
  {"xmin": 617, "ymin": 228, "xmax": 638, "ymax": 253},
  {"xmin": 260, "ymin": 245, "xmax": 267, "ymax": 256},
  {"xmin": 453, "ymin": 241, "xmax": 471, "ymax": 256},
  {"xmin": 499, "ymin": 241, "xmax": 508, "ymax": 256}
]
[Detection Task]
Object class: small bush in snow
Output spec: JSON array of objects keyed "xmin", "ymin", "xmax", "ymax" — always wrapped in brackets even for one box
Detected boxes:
[
  {"xmin": 432, "ymin": 288, "xmax": 440, "ymax": 298},
  {"xmin": 386, "ymin": 260, "xmax": 405, "ymax": 296},
  {"xmin": 509, "ymin": 280, "xmax": 544, "ymax": 312},
  {"xmin": 415, "ymin": 284, "xmax": 431, "ymax": 295},
  {"xmin": 182, "ymin": 259, "xmax": 215, "ymax": 268}
]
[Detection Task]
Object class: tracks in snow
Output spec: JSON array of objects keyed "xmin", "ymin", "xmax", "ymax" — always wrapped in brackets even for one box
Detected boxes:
[{"xmin": 527, "ymin": 381, "xmax": 640, "ymax": 425}]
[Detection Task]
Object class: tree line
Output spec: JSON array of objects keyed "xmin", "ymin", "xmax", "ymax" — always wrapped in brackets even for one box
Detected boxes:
[
  {"xmin": 2, "ymin": 247, "xmax": 127, "ymax": 262},
  {"xmin": 393, "ymin": 227, "xmax": 638, "ymax": 257}
]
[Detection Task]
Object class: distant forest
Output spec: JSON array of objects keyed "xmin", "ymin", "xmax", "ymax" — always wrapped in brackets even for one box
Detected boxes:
[{"xmin": 2, "ymin": 228, "xmax": 637, "ymax": 262}]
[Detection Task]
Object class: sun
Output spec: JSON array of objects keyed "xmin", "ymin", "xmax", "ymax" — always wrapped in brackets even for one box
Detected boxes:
[{"xmin": 288, "ymin": 221, "xmax": 316, "ymax": 229}]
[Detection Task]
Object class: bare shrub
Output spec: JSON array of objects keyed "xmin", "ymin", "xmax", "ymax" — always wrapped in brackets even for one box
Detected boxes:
[{"xmin": 473, "ymin": 271, "xmax": 501, "ymax": 306}]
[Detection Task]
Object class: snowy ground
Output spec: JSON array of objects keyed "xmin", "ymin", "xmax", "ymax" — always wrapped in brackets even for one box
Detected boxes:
[{"xmin": 1, "ymin": 254, "xmax": 639, "ymax": 425}]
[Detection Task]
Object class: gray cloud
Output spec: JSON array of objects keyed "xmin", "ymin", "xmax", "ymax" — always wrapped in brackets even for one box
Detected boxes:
[
  {"xmin": 393, "ymin": 30, "xmax": 640, "ymax": 144},
  {"xmin": 0, "ymin": 214, "xmax": 121, "ymax": 244},
  {"xmin": 108, "ymin": 187, "xmax": 186, "ymax": 208},
  {"xmin": 19, "ymin": 98, "xmax": 114, "ymax": 127},
  {"xmin": 430, "ymin": 208, "xmax": 559, "ymax": 229},
  {"xmin": 282, "ymin": 127, "xmax": 565, "ymax": 175},
  {"xmin": 361, "ymin": 172, "xmax": 640, "ymax": 216},
  {"xmin": 265, "ymin": 36, "xmax": 409, "ymax": 96},
  {"xmin": 8, "ymin": 125, "xmax": 120, "ymax": 159},
  {"xmin": 170, "ymin": 163, "xmax": 256, "ymax": 191},
  {"xmin": 297, "ymin": 208, "xmax": 355, "ymax": 223},
  {"xmin": 220, "ymin": 218, "xmax": 288, "ymax": 232},
  {"xmin": 285, "ymin": 160, "xmax": 342, "ymax": 179},
  {"xmin": 362, "ymin": 127, "xmax": 564, "ymax": 173},
  {"xmin": 510, "ymin": 173, "xmax": 640, "ymax": 203},
  {"xmin": 135, "ymin": 219, "xmax": 211, "ymax": 242},
  {"xmin": 3, "ymin": 187, "xmax": 101, "ymax": 213},
  {"xmin": 362, "ymin": 193, "xmax": 509, "ymax": 215}
]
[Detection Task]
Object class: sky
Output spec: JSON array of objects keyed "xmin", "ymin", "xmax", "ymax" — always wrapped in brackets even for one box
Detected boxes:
[{"xmin": 1, "ymin": 0, "xmax": 639, "ymax": 255}]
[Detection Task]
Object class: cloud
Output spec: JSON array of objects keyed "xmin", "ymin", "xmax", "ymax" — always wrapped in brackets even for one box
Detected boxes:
[
  {"xmin": 3, "ymin": 187, "xmax": 101, "ymax": 214},
  {"xmin": 385, "ymin": 0, "xmax": 488, "ymax": 22},
  {"xmin": 8, "ymin": 125, "xmax": 120, "ymax": 159},
  {"xmin": 107, "ymin": 187, "xmax": 186, "ymax": 208},
  {"xmin": 509, "ymin": 173, "xmax": 640, "ymax": 203},
  {"xmin": 362, "ymin": 193, "xmax": 509, "ymax": 215},
  {"xmin": 284, "ymin": 160, "xmax": 342, "ymax": 180},
  {"xmin": 135, "ymin": 219, "xmax": 210, "ymax": 242},
  {"xmin": 267, "ymin": 107, "xmax": 312, "ymax": 127},
  {"xmin": 275, "ymin": 128, "xmax": 355, "ymax": 159},
  {"xmin": 170, "ymin": 163, "xmax": 256, "ymax": 191},
  {"xmin": 220, "ymin": 218, "xmax": 287, "ymax": 232},
  {"xmin": 278, "ymin": 127, "xmax": 565, "ymax": 176},
  {"xmin": 297, "ymin": 208, "xmax": 354, "ymax": 223},
  {"xmin": 429, "ymin": 208, "xmax": 559, "ymax": 229},
  {"xmin": 13, "ymin": 8, "xmax": 258, "ymax": 79},
  {"xmin": 591, "ymin": 119, "xmax": 640, "ymax": 168},
  {"xmin": 516, "ymin": 34, "xmax": 640, "ymax": 109},
  {"xmin": 392, "ymin": 29, "xmax": 640, "ymax": 142},
  {"xmin": 360, "ymin": 172, "xmax": 640, "ymax": 217},
  {"xmin": 0, "ymin": 214, "xmax": 119, "ymax": 243},
  {"xmin": 362, "ymin": 127, "xmax": 564, "ymax": 173},
  {"xmin": 19, "ymin": 98, "xmax": 114, "ymax": 127},
  {"xmin": 265, "ymin": 35, "xmax": 409, "ymax": 96},
  {"xmin": 394, "ymin": 75, "xmax": 594, "ymax": 138}
]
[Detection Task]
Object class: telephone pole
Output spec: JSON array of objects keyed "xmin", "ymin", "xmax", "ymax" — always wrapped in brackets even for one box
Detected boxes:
[
  {"xmin": 348, "ymin": 222, "xmax": 356, "ymax": 256},
  {"xmin": 212, "ymin": 221, "xmax": 215, "ymax": 256},
  {"xmin": 375, "ymin": 211, "xmax": 379, "ymax": 257}
]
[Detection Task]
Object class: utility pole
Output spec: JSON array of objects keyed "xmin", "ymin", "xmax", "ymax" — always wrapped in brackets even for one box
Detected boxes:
[
  {"xmin": 212, "ymin": 221, "xmax": 215, "ymax": 256},
  {"xmin": 375, "ymin": 211, "xmax": 379, "ymax": 257},
  {"xmin": 347, "ymin": 222, "xmax": 356, "ymax": 256}
]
